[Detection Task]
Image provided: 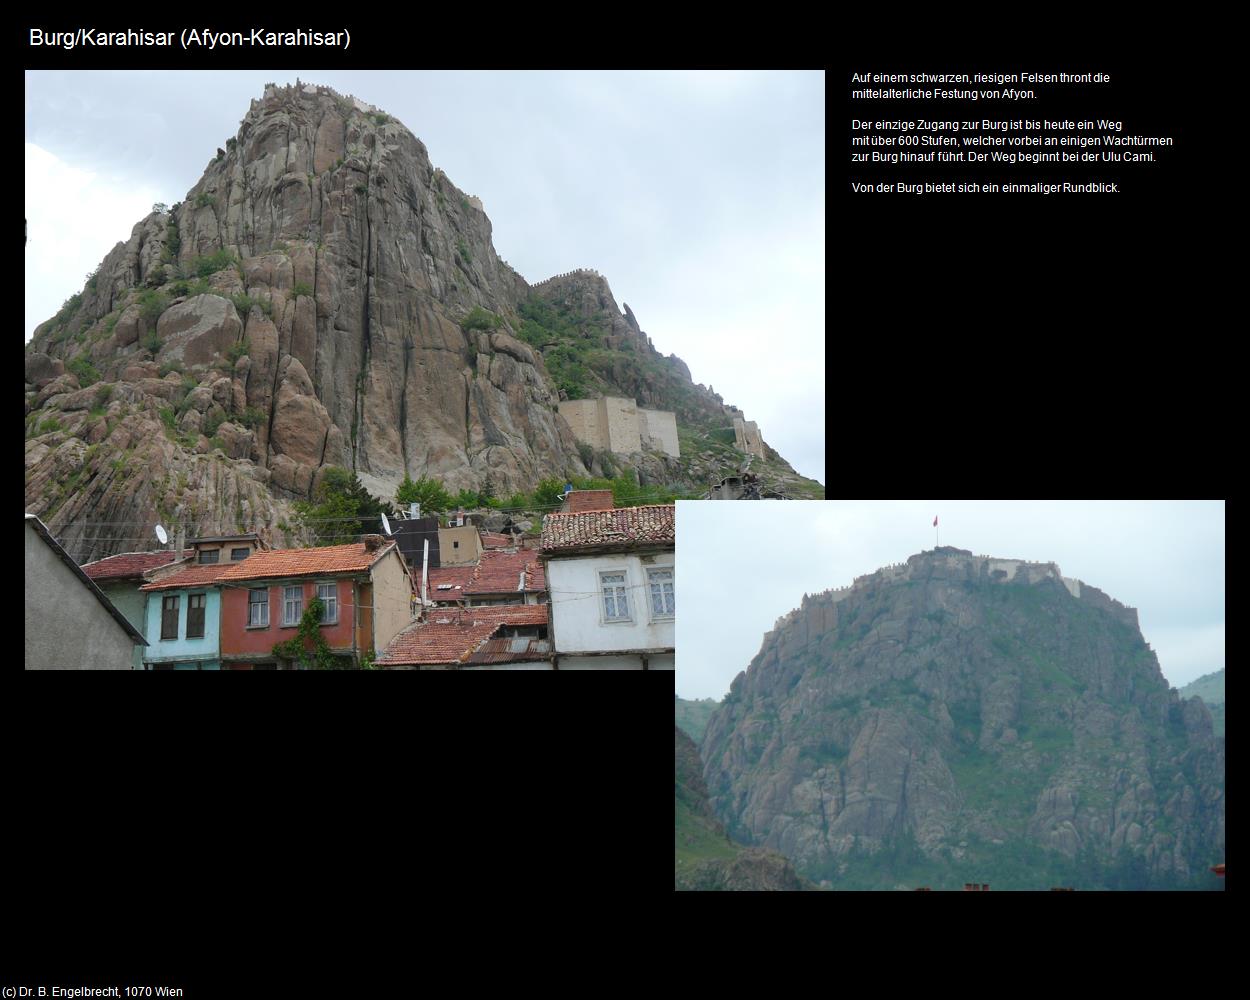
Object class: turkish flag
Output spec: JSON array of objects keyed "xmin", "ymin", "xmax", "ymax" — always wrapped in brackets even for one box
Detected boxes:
[{"xmin": 933, "ymin": 516, "xmax": 939, "ymax": 526}]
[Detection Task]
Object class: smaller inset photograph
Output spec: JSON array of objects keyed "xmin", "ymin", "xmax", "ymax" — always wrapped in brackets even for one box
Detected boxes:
[{"xmin": 676, "ymin": 500, "xmax": 1224, "ymax": 891}]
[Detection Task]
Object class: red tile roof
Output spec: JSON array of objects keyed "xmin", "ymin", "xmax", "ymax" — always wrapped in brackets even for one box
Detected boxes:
[
  {"xmin": 213, "ymin": 542, "xmax": 399, "ymax": 582},
  {"xmin": 426, "ymin": 564, "xmax": 476, "ymax": 598},
  {"xmin": 82, "ymin": 550, "xmax": 191, "ymax": 581},
  {"xmin": 377, "ymin": 604, "xmax": 548, "ymax": 666},
  {"xmin": 480, "ymin": 531, "xmax": 514, "ymax": 549},
  {"xmin": 541, "ymin": 505, "xmax": 675, "ymax": 554},
  {"xmin": 465, "ymin": 548, "xmax": 546, "ymax": 595},
  {"xmin": 139, "ymin": 563, "xmax": 233, "ymax": 591}
]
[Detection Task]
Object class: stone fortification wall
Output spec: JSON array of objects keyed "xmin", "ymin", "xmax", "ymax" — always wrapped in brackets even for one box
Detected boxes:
[
  {"xmin": 1077, "ymin": 582, "xmax": 1140, "ymax": 629},
  {"xmin": 529, "ymin": 268, "xmax": 603, "ymax": 291},
  {"xmin": 256, "ymin": 81, "xmax": 379, "ymax": 116},
  {"xmin": 641, "ymin": 408, "xmax": 680, "ymax": 457},
  {"xmin": 602, "ymin": 396, "xmax": 641, "ymax": 454},
  {"xmin": 733, "ymin": 417, "xmax": 766, "ymax": 459},
  {"xmin": 557, "ymin": 399, "xmax": 606, "ymax": 452},
  {"xmin": 558, "ymin": 396, "xmax": 679, "ymax": 457}
]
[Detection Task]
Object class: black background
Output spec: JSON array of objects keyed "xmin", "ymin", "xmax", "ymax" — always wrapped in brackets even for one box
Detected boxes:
[{"xmin": 17, "ymin": 18, "xmax": 1226, "ymax": 972}]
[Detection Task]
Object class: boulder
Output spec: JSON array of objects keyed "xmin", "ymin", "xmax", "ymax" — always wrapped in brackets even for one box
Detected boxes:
[
  {"xmin": 155, "ymin": 294, "xmax": 243, "ymax": 367},
  {"xmin": 184, "ymin": 386, "xmax": 215, "ymax": 413},
  {"xmin": 269, "ymin": 357, "xmax": 332, "ymax": 469},
  {"xmin": 111, "ymin": 304, "xmax": 144, "ymax": 349},
  {"xmin": 216, "ymin": 421, "xmax": 254, "ymax": 460},
  {"xmin": 25, "ymin": 353, "xmax": 65, "ymax": 387},
  {"xmin": 34, "ymin": 374, "xmax": 80, "ymax": 409}
]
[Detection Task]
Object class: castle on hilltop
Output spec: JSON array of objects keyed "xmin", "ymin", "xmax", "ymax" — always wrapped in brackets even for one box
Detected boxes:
[{"xmin": 766, "ymin": 548, "xmax": 1140, "ymax": 640}]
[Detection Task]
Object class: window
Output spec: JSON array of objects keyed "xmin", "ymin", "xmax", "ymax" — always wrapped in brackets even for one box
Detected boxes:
[
  {"xmin": 230, "ymin": 547, "xmax": 250, "ymax": 561},
  {"xmin": 161, "ymin": 595, "xmax": 180, "ymax": 640},
  {"xmin": 283, "ymin": 585, "xmax": 304, "ymax": 626},
  {"xmin": 600, "ymin": 571, "xmax": 631, "ymax": 622},
  {"xmin": 453, "ymin": 540, "xmax": 459, "ymax": 549},
  {"xmin": 648, "ymin": 568, "xmax": 675, "ymax": 618},
  {"xmin": 198, "ymin": 549, "xmax": 220, "ymax": 564},
  {"xmin": 317, "ymin": 582, "xmax": 338, "ymax": 625},
  {"xmin": 248, "ymin": 588, "xmax": 269, "ymax": 627},
  {"xmin": 187, "ymin": 593, "xmax": 206, "ymax": 638}
]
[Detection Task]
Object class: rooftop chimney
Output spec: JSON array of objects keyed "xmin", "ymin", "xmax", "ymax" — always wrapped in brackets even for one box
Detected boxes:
[
  {"xmin": 363, "ymin": 534, "xmax": 384, "ymax": 552},
  {"xmin": 564, "ymin": 490, "xmax": 615, "ymax": 513}
]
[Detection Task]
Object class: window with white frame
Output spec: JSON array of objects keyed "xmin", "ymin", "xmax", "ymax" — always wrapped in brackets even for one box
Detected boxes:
[
  {"xmin": 283, "ymin": 584, "xmax": 304, "ymax": 626},
  {"xmin": 248, "ymin": 588, "xmax": 269, "ymax": 627},
  {"xmin": 316, "ymin": 582, "xmax": 338, "ymax": 625},
  {"xmin": 647, "ymin": 568, "xmax": 675, "ymax": 619},
  {"xmin": 600, "ymin": 571, "xmax": 631, "ymax": 622}
]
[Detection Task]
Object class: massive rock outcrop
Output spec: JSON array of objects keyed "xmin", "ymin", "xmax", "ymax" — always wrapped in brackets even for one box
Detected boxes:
[
  {"xmin": 675, "ymin": 726, "xmax": 807, "ymax": 891},
  {"xmin": 26, "ymin": 82, "xmax": 823, "ymax": 561},
  {"xmin": 702, "ymin": 547, "xmax": 1225, "ymax": 889}
]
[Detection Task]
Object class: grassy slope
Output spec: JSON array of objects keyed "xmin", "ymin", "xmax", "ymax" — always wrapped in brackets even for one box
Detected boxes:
[{"xmin": 675, "ymin": 696, "xmax": 721, "ymax": 744}]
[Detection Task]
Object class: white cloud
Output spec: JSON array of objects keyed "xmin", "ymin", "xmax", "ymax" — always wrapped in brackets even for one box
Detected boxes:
[{"xmin": 25, "ymin": 142, "xmax": 162, "ymax": 342}]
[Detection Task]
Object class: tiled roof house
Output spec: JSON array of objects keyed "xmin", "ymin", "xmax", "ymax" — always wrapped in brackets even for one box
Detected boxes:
[
  {"xmin": 212, "ymin": 538, "xmax": 412, "ymax": 668},
  {"xmin": 377, "ymin": 604, "xmax": 550, "ymax": 669},
  {"xmin": 539, "ymin": 497, "xmax": 675, "ymax": 670}
]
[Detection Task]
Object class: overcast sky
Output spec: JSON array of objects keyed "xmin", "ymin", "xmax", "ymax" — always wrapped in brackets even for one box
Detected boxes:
[
  {"xmin": 24, "ymin": 70, "xmax": 825, "ymax": 484},
  {"xmin": 676, "ymin": 500, "xmax": 1225, "ymax": 700}
]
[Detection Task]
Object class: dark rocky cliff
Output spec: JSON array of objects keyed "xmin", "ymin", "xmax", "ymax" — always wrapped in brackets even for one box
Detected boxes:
[
  {"xmin": 675, "ymin": 726, "xmax": 807, "ymax": 891},
  {"xmin": 701, "ymin": 548, "xmax": 1225, "ymax": 889}
]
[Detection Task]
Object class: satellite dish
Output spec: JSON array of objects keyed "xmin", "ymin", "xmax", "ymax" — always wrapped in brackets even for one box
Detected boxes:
[
  {"xmin": 155, "ymin": 524, "xmax": 168, "ymax": 545},
  {"xmin": 381, "ymin": 513, "xmax": 392, "ymax": 536}
]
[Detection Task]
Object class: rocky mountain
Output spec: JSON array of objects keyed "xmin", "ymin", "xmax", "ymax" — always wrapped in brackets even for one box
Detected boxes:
[
  {"xmin": 25, "ymin": 82, "xmax": 822, "ymax": 563},
  {"xmin": 675, "ymin": 726, "xmax": 806, "ymax": 891},
  {"xmin": 702, "ymin": 547, "xmax": 1225, "ymax": 890},
  {"xmin": 675, "ymin": 695, "xmax": 722, "ymax": 743},
  {"xmin": 1179, "ymin": 669, "xmax": 1224, "ymax": 738}
]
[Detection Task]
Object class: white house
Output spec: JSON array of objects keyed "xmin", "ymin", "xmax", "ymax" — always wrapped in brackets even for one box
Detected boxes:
[{"xmin": 539, "ymin": 495, "xmax": 675, "ymax": 670}]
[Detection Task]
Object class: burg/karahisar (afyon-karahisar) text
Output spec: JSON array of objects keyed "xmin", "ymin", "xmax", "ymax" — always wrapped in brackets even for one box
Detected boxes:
[{"xmin": 29, "ymin": 27, "xmax": 350, "ymax": 49}]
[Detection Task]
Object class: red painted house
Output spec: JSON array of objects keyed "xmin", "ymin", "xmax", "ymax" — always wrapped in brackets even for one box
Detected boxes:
[{"xmin": 215, "ymin": 536, "xmax": 412, "ymax": 668}]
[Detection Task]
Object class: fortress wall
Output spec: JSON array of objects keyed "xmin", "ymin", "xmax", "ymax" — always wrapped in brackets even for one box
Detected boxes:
[
  {"xmin": 641, "ymin": 408, "xmax": 680, "ymax": 457},
  {"xmin": 987, "ymin": 559, "xmax": 1021, "ymax": 581},
  {"xmin": 602, "ymin": 396, "xmax": 642, "ymax": 454},
  {"xmin": 733, "ymin": 417, "xmax": 766, "ymax": 458},
  {"xmin": 1062, "ymin": 577, "xmax": 1082, "ymax": 598},
  {"xmin": 557, "ymin": 399, "xmax": 606, "ymax": 451}
]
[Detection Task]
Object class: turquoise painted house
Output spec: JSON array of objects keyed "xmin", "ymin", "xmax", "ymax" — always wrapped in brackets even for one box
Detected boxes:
[{"xmin": 137, "ymin": 563, "xmax": 226, "ymax": 669}]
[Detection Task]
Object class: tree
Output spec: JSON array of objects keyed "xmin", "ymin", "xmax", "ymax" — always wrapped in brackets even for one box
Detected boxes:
[
  {"xmin": 395, "ymin": 473, "xmax": 452, "ymax": 514},
  {"xmin": 532, "ymin": 477, "xmax": 567, "ymax": 508},
  {"xmin": 295, "ymin": 466, "xmax": 395, "ymax": 545}
]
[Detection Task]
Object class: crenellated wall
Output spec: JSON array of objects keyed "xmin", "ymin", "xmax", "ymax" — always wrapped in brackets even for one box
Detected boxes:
[{"xmin": 798, "ymin": 550, "xmax": 1137, "ymax": 626}]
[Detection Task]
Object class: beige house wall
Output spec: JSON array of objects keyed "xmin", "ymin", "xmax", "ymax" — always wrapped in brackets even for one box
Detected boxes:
[
  {"xmin": 370, "ymin": 548, "xmax": 414, "ymax": 657},
  {"xmin": 438, "ymin": 525, "xmax": 482, "ymax": 566}
]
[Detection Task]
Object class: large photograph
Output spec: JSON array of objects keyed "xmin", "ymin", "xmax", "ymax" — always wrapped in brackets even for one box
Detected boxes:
[{"xmin": 24, "ymin": 70, "xmax": 824, "ymax": 669}]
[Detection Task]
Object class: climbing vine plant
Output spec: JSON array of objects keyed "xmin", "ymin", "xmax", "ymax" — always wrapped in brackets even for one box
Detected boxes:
[{"xmin": 271, "ymin": 597, "xmax": 347, "ymax": 670}]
